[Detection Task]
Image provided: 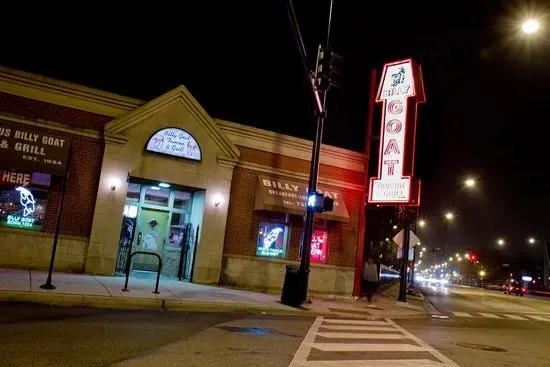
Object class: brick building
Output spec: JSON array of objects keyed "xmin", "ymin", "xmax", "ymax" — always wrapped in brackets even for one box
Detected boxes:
[{"xmin": 0, "ymin": 66, "xmax": 368, "ymax": 296}]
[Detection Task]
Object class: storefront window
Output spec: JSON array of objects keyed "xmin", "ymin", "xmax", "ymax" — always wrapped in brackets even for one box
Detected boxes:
[
  {"xmin": 310, "ymin": 230, "xmax": 329, "ymax": 263},
  {"xmin": 144, "ymin": 185, "xmax": 170, "ymax": 207},
  {"xmin": 0, "ymin": 173, "xmax": 50, "ymax": 231},
  {"xmin": 167, "ymin": 211, "xmax": 189, "ymax": 247},
  {"xmin": 173, "ymin": 191, "xmax": 192, "ymax": 211},
  {"xmin": 126, "ymin": 183, "xmax": 141, "ymax": 204},
  {"xmin": 256, "ymin": 222, "xmax": 289, "ymax": 258}
]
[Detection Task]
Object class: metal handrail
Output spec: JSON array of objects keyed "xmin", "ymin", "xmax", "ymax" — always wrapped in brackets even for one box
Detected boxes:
[{"xmin": 122, "ymin": 251, "xmax": 163, "ymax": 294}]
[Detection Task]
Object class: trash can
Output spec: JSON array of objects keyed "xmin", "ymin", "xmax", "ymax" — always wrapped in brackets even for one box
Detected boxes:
[{"xmin": 281, "ymin": 265, "xmax": 309, "ymax": 307}]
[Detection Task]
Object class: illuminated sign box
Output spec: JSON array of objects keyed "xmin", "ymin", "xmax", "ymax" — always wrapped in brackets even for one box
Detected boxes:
[
  {"xmin": 145, "ymin": 127, "xmax": 202, "ymax": 161},
  {"xmin": 256, "ymin": 223, "xmax": 287, "ymax": 258},
  {"xmin": 368, "ymin": 59, "xmax": 425, "ymax": 206},
  {"xmin": 0, "ymin": 185, "xmax": 47, "ymax": 231}
]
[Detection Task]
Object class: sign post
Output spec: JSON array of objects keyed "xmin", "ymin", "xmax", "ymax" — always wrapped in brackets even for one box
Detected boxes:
[{"xmin": 367, "ymin": 59, "xmax": 425, "ymax": 302}]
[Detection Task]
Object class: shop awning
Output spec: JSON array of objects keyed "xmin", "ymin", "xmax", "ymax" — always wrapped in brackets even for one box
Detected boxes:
[{"xmin": 254, "ymin": 175, "xmax": 350, "ymax": 222}]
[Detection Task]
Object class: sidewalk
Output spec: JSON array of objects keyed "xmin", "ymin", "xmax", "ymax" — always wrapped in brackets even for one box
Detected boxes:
[{"xmin": 0, "ymin": 268, "xmax": 428, "ymax": 319}]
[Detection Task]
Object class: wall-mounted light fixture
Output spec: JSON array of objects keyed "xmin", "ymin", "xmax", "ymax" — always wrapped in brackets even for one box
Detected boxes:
[
  {"xmin": 108, "ymin": 177, "xmax": 120, "ymax": 191},
  {"xmin": 213, "ymin": 194, "xmax": 223, "ymax": 207}
]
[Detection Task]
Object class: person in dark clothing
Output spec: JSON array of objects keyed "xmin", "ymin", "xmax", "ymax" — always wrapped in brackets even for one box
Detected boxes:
[{"xmin": 363, "ymin": 257, "xmax": 379, "ymax": 302}]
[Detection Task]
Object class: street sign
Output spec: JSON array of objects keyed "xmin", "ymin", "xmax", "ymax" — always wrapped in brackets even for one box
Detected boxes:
[{"xmin": 368, "ymin": 59, "xmax": 425, "ymax": 206}]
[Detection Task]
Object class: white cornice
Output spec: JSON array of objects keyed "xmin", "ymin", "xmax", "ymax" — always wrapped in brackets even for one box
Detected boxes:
[
  {"xmin": 217, "ymin": 119, "xmax": 368, "ymax": 172},
  {"xmin": 0, "ymin": 65, "xmax": 143, "ymax": 117},
  {"xmin": 105, "ymin": 85, "xmax": 240, "ymax": 161},
  {"xmin": 236, "ymin": 161, "xmax": 365, "ymax": 191}
]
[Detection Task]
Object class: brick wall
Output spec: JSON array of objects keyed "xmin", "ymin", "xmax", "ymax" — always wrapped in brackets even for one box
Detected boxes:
[
  {"xmin": 1, "ymin": 119, "xmax": 104, "ymax": 238},
  {"xmin": 224, "ymin": 165, "xmax": 363, "ymax": 268},
  {"xmin": 0, "ymin": 92, "xmax": 112, "ymax": 130}
]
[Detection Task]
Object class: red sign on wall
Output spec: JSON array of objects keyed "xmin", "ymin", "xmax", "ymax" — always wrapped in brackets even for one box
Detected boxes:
[{"xmin": 310, "ymin": 230, "xmax": 328, "ymax": 263}]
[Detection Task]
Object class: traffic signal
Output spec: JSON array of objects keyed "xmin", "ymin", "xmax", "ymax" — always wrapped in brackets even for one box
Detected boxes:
[
  {"xmin": 307, "ymin": 192, "xmax": 334, "ymax": 213},
  {"xmin": 315, "ymin": 45, "xmax": 332, "ymax": 91}
]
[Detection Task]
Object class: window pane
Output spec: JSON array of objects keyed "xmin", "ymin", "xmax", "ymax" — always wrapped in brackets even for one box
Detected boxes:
[
  {"xmin": 310, "ymin": 230, "xmax": 328, "ymax": 263},
  {"xmin": 256, "ymin": 222, "xmax": 287, "ymax": 258},
  {"xmin": 173, "ymin": 191, "xmax": 192, "ymax": 211},
  {"xmin": 168, "ymin": 212, "xmax": 189, "ymax": 247},
  {"xmin": 143, "ymin": 186, "xmax": 169, "ymax": 207},
  {"xmin": 126, "ymin": 183, "xmax": 141, "ymax": 204},
  {"xmin": 0, "ymin": 185, "xmax": 48, "ymax": 231}
]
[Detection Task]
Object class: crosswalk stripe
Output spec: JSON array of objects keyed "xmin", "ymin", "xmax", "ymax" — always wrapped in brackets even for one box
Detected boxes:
[
  {"xmin": 526, "ymin": 315, "xmax": 550, "ymax": 321},
  {"xmin": 322, "ymin": 319, "xmax": 390, "ymax": 326},
  {"xmin": 478, "ymin": 313, "xmax": 502, "ymax": 319},
  {"xmin": 319, "ymin": 325, "xmax": 397, "ymax": 331},
  {"xmin": 308, "ymin": 342, "xmax": 428, "ymax": 352},
  {"xmin": 452, "ymin": 311, "xmax": 473, "ymax": 317},
  {"xmin": 316, "ymin": 332, "xmax": 407, "ymax": 339},
  {"xmin": 503, "ymin": 314, "xmax": 528, "ymax": 320},
  {"xmin": 292, "ymin": 359, "xmax": 448, "ymax": 366}
]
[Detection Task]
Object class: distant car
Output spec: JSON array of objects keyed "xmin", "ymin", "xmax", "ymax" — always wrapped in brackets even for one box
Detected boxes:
[{"xmin": 504, "ymin": 281, "xmax": 525, "ymax": 296}]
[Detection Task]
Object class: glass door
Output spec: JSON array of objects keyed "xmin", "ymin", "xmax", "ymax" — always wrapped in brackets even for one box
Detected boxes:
[{"xmin": 133, "ymin": 208, "xmax": 169, "ymax": 271}]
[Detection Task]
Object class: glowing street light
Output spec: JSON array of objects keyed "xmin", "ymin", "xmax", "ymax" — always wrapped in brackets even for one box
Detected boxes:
[
  {"xmin": 522, "ymin": 19, "xmax": 540, "ymax": 34},
  {"xmin": 479, "ymin": 270, "xmax": 486, "ymax": 277},
  {"xmin": 445, "ymin": 212, "xmax": 454, "ymax": 221},
  {"xmin": 449, "ymin": 257, "xmax": 453, "ymax": 261},
  {"xmin": 418, "ymin": 219, "xmax": 426, "ymax": 227},
  {"xmin": 422, "ymin": 247, "xmax": 427, "ymax": 252},
  {"xmin": 458, "ymin": 257, "xmax": 462, "ymax": 262},
  {"xmin": 528, "ymin": 237, "xmax": 536, "ymax": 245},
  {"xmin": 497, "ymin": 238, "xmax": 505, "ymax": 246},
  {"xmin": 393, "ymin": 225, "xmax": 398, "ymax": 230},
  {"xmin": 464, "ymin": 178, "xmax": 476, "ymax": 188}
]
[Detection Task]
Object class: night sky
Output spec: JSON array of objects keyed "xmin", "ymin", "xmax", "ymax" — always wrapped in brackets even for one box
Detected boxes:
[{"xmin": 2, "ymin": 1, "xmax": 550, "ymax": 257}]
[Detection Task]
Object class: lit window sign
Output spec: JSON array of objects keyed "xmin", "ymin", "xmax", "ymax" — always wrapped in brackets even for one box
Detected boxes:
[
  {"xmin": 1, "ymin": 185, "xmax": 46, "ymax": 230},
  {"xmin": 256, "ymin": 223, "xmax": 287, "ymax": 257},
  {"xmin": 145, "ymin": 127, "xmax": 202, "ymax": 161},
  {"xmin": 369, "ymin": 59, "xmax": 425, "ymax": 205},
  {"xmin": 310, "ymin": 230, "xmax": 328, "ymax": 263}
]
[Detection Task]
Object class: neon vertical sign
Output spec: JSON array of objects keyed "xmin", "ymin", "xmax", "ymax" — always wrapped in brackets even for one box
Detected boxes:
[{"xmin": 369, "ymin": 59, "xmax": 425, "ymax": 205}]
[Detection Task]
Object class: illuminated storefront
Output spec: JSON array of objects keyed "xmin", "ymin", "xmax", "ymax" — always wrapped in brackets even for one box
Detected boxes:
[{"xmin": 0, "ymin": 66, "xmax": 367, "ymax": 295}]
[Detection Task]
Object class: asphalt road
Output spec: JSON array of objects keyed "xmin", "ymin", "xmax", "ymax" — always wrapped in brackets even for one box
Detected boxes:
[
  {"xmin": 405, "ymin": 284, "xmax": 550, "ymax": 366},
  {"xmin": 3, "ymin": 286, "xmax": 550, "ymax": 367},
  {"xmin": 0, "ymin": 303, "xmax": 312, "ymax": 367}
]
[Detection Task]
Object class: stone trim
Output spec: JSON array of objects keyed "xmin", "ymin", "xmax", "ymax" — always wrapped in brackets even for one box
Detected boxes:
[
  {"xmin": 235, "ymin": 161, "xmax": 366, "ymax": 191},
  {"xmin": 217, "ymin": 119, "xmax": 368, "ymax": 172},
  {"xmin": 0, "ymin": 113, "xmax": 101, "ymax": 139},
  {"xmin": 222, "ymin": 253, "xmax": 355, "ymax": 271}
]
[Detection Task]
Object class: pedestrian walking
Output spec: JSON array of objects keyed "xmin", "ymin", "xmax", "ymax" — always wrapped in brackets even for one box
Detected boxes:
[{"xmin": 363, "ymin": 257, "xmax": 379, "ymax": 302}]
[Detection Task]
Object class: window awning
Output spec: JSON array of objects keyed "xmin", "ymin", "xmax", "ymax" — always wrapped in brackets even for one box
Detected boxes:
[{"xmin": 254, "ymin": 175, "xmax": 350, "ymax": 222}]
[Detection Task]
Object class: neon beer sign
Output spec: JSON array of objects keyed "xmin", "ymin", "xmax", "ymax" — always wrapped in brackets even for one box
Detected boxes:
[{"xmin": 369, "ymin": 59, "xmax": 425, "ymax": 205}]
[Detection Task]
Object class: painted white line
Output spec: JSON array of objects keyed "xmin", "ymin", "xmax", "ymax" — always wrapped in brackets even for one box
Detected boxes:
[
  {"xmin": 319, "ymin": 325, "xmax": 397, "ymax": 331},
  {"xmin": 386, "ymin": 319, "xmax": 460, "ymax": 367},
  {"xmin": 503, "ymin": 314, "xmax": 528, "ymax": 320},
  {"xmin": 322, "ymin": 319, "xmax": 390, "ymax": 326},
  {"xmin": 288, "ymin": 316, "xmax": 324, "ymax": 367},
  {"xmin": 292, "ymin": 360, "xmax": 447, "ymax": 367},
  {"xmin": 478, "ymin": 313, "xmax": 502, "ymax": 319},
  {"xmin": 526, "ymin": 315, "xmax": 550, "ymax": 321},
  {"xmin": 452, "ymin": 312, "xmax": 473, "ymax": 317},
  {"xmin": 316, "ymin": 332, "xmax": 407, "ymax": 339},
  {"xmin": 308, "ymin": 343, "xmax": 427, "ymax": 352}
]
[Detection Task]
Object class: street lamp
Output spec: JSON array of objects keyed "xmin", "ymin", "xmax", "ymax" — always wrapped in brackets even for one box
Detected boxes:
[
  {"xmin": 418, "ymin": 219, "xmax": 426, "ymax": 228},
  {"xmin": 479, "ymin": 270, "xmax": 486, "ymax": 277},
  {"xmin": 444, "ymin": 212, "xmax": 454, "ymax": 221},
  {"xmin": 497, "ymin": 238, "xmax": 505, "ymax": 246},
  {"xmin": 522, "ymin": 19, "xmax": 541, "ymax": 34},
  {"xmin": 464, "ymin": 178, "xmax": 476, "ymax": 188},
  {"xmin": 528, "ymin": 237, "xmax": 536, "ymax": 245}
]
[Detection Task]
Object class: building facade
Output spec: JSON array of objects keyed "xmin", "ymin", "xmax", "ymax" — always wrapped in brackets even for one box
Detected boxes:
[{"xmin": 0, "ymin": 66, "xmax": 368, "ymax": 296}]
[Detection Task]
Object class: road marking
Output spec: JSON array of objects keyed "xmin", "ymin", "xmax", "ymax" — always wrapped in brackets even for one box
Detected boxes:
[
  {"xmin": 316, "ymin": 332, "xmax": 406, "ymax": 339},
  {"xmin": 289, "ymin": 317, "xmax": 459, "ymax": 367},
  {"xmin": 503, "ymin": 314, "xmax": 528, "ymax": 320},
  {"xmin": 526, "ymin": 315, "xmax": 550, "ymax": 321},
  {"xmin": 478, "ymin": 313, "xmax": 502, "ymax": 319},
  {"xmin": 291, "ymin": 360, "xmax": 449, "ymax": 367},
  {"xmin": 319, "ymin": 325, "xmax": 397, "ymax": 331},
  {"xmin": 308, "ymin": 343, "xmax": 428, "ymax": 352},
  {"xmin": 322, "ymin": 319, "xmax": 389, "ymax": 326},
  {"xmin": 452, "ymin": 311, "xmax": 473, "ymax": 317}
]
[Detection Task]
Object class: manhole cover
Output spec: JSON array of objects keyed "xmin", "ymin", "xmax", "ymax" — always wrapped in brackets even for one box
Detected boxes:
[{"xmin": 456, "ymin": 343, "xmax": 507, "ymax": 352}]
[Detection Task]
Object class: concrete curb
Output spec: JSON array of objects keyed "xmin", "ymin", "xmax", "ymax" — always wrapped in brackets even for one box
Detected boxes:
[
  {"xmin": 418, "ymin": 290, "xmax": 442, "ymax": 316},
  {"xmin": 0, "ymin": 290, "xmax": 329, "ymax": 317}
]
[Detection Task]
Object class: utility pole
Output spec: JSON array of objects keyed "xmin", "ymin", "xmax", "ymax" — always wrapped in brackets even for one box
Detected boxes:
[{"xmin": 281, "ymin": 0, "xmax": 338, "ymax": 307}]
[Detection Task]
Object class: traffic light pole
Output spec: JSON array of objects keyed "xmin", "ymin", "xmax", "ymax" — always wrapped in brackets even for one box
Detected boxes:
[{"xmin": 282, "ymin": 0, "xmax": 334, "ymax": 306}]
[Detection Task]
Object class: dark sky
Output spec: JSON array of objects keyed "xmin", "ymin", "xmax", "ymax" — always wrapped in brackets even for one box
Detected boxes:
[{"xmin": 2, "ymin": 1, "xmax": 550, "ymax": 256}]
